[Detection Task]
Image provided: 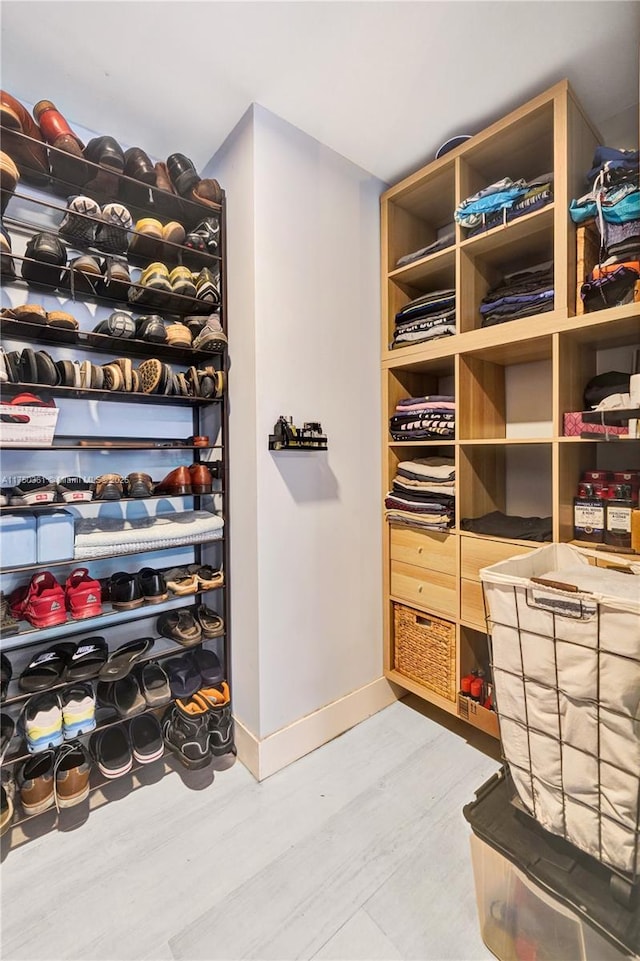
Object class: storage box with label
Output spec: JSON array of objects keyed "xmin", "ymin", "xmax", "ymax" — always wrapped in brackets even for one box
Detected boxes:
[{"xmin": 0, "ymin": 396, "xmax": 59, "ymax": 447}]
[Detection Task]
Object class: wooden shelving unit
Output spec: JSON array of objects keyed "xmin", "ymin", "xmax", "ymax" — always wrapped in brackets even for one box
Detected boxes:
[{"xmin": 380, "ymin": 79, "xmax": 640, "ymax": 739}]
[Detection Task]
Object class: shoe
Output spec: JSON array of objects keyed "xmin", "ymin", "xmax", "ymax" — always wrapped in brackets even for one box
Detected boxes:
[
  {"xmin": 195, "ymin": 605, "xmax": 224, "ymax": 638},
  {"xmin": 18, "ymin": 750, "xmax": 55, "ymax": 813},
  {"xmin": 165, "ymin": 321, "xmax": 192, "ymax": 347},
  {"xmin": 57, "ymin": 476, "xmax": 94, "ymax": 503},
  {"xmin": 65, "ymin": 568, "xmax": 102, "ymax": 619},
  {"xmin": 21, "ymin": 572, "xmax": 67, "ymax": 629},
  {"xmin": 138, "ymin": 568, "xmax": 168, "ymax": 604},
  {"xmin": 200, "ymin": 682, "xmax": 234, "ymax": 756},
  {"xmin": 0, "ymin": 150, "xmax": 19, "ymax": 210},
  {"xmin": 61, "ymin": 684, "xmax": 96, "ymax": 739},
  {"xmin": 184, "ymin": 217, "xmax": 220, "ymax": 256},
  {"xmin": 129, "ymin": 714, "xmax": 164, "ymax": 764},
  {"xmin": 162, "ymin": 221, "xmax": 185, "ymax": 246},
  {"xmin": 0, "ymin": 90, "xmax": 50, "ymax": 186},
  {"xmin": 18, "ymin": 642, "xmax": 75, "ymax": 691},
  {"xmin": 11, "ymin": 474, "xmax": 57, "ymax": 505},
  {"xmin": 98, "ymin": 637, "xmax": 154, "ymax": 681},
  {"xmin": 165, "ymin": 654, "xmax": 202, "ymax": 699},
  {"xmin": 126, "ymin": 472, "xmax": 154, "ymax": 498},
  {"xmin": 1, "ymin": 714, "xmax": 15, "ymax": 761},
  {"xmin": 55, "ymin": 741, "xmax": 91, "ymax": 807},
  {"xmin": 192, "ymin": 178, "xmax": 223, "ymax": 209},
  {"xmin": 64, "ymin": 254, "xmax": 102, "ymax": 295},
  {"xmin": 155, "ymin": 466, "xmax": 192, "ymax": 495},
  {"xmin": 167, "ymin": 153, "xmax": 200, "ymax": 197},
  {"xmin": 135, "ymin": 314, "xmax": 167, "ymax": 343},
  {"xmin": 192, "ymin": 314, "xmax": 227, "ymax": 351},
  {"xmin": 137, "ymin": 358, "xmax": 163, "ymax": 393},
  {"xmin": 130, "ymin": 262, "xmax": 171, "ymax": 307},
  {"xmin": 55, "ymin": 357, "xmax": 82, "ymax": 388},
  {"xmin": 98, "ymin": 258, "xmax": 131, "ymax": 298},
  {"xmin": 162, "ymin": 701, "xmax": 211, "ymax": 769},
  {"xmin": 136, "ymin": 661, "xmax": 171, "ymax": 708},
  {"xmin": 191, "ymin": 647, "xmax": 224, "ymax": 686},
  {"xmin": 3, "ymin": 302, "xmax": 47, "ymax": 325},
  {"xmin": 128, "ymin": 218, "xmax": 163, "ymax": 261},
  {"xmin": 165, "ymin": 568, "xmax": 198, "ymax": 596},
  {"xmin": 90, "ymin": 724, "xmax": 132, "ymax": 778},
  {"xmin": 21, "ymin": 231, "xmax": 66, "ymax": 289},
  {"xmin": 113, "ymin": 356, "xmax": 134, "ymax": 391},
  {"xmin": 94, "ymin": 473, "xmax": 124, "ymax": 500},
  {"xmin": 189, "ymin": 463, "xmax": 213, "ymax": 493},
  {"xmin": 169, "ymin": 265, "xmax": 197, "ymax": 299},
  {"xmin": 195, "ymin": 267, "xmax": 220, "ymax": 306},
  {"xmin": 96, "ymin": 202, "xmax": 132, "ymax": 254},
  {"xmin": 123, "ymin": 146, "xmax": 156, "ymax": 185},
  {"xmin": 188, "ymin": 564, "xmax": 224, "ymax": 590},
  {"xmin": 93, "ymin": 309, "xmax": 136, "ymax": 338},
  {"xmin": 84, "ymin": 136, "xmax": 124, "ymax": 171},
  {"xmin": 157, "ymin": 609, "xmax": 202, "ymax": 647},
  {"xmin": 58, "ymin": 195, "xmax": 101, "ymax": 245},
  {"xmin": 0, "ymin": 782, "xmax": 13, "ymax": 835},
  {"xmin": 0, "ymin": 223, "xmax": 15, "ymax": 277},
  {"xmin": 0, "ymin": 595, "xmax": 19, "ymax": 637},
  {"xmin": 32, "ymin": 100, "xmax": 88, "ymax": 188},
  {"xmin": 109, "ymin": 572, "xmax": 144, "ymax": 610},
  {"xmin": 154, "ymin": 162, "xmax": 175, "ymax": 195},
  {"xmin": 97, "ymin": 674, "xmax": 146, "ymax": 718},
  {"xmin": 23, "ymin": 693, "xmax": 64, "ymax": 753},
  {"xmin": 0, "ymin": 654, "xmax": 12, "ymax": 700},
  {"xmin": 46, "ymin": 309, "xmax": 78, "ymax": 329}
]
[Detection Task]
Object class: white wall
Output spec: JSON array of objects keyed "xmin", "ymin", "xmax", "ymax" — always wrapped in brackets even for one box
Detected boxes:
[{"xmin": 208, "ymin": 105, "xmax": 389, "ymax": 759}]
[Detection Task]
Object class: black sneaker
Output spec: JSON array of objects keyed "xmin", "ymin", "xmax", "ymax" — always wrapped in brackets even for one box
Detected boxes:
[
  {"xmin": 162, "ymin": 701, "xmax": 212, "ymax": 769},
  {"xmin": 21, "ymin": 232, "xmax": 67, "ymax": 289},
  {"xmin": 11, "ymin": 475, "xmax": 58, "ymax": 505},
  {"xmin": 57, "ymin": 476, "xmax": 94, "ymax": 503},
  {"xmin": 185, "ymin": 217, "xmax": 220, "ymax": 255},
  {"xmin": 200, "ymin": 682, "xmax": 234, "ymax": 756}
]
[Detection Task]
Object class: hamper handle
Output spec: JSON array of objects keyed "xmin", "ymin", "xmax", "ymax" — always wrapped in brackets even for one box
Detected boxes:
[{"xmin": 531, "ymin": 576, "xmax": 584, "ymax": 593}]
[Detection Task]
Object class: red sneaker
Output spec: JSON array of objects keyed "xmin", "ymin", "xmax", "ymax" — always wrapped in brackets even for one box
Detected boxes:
[
  {"xmin": 22, "ymin": 572, "xmax": 67, "ymax": 628},
  {"xmin": 8, "ymin": 583, "xmax": 29, "ymax": 619},
  {"xmin": 65, "ymin": 568, "xmax": 102, "ymax": 620}
]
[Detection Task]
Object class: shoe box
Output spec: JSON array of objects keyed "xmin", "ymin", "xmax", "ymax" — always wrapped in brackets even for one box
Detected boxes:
[
  {"xmin": 464, "ymin": 769, "xmax": 639, "ymax": 961},
  {"xmin": 36, "ymin": 509, "xmax": 74, "ymax": 563},
  {"xmin": 1, "ymin": 509, "xmax": 75, "ymax": 565}
]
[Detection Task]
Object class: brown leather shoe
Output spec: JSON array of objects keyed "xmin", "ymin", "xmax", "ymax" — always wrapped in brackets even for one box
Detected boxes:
[
  {"xmin": 189, "ymin": 463, "xmax": 213, "ymax": 494},
  {"xmin": 18, "ymin": 751, "xmax": 55, "ymax": 815},
  {"xmin": 33, "ymin": 100, "xmax": 88, "ymax": 188},
  {"xmin": 192, "ymin": 178, "xmax": 223, "ymax": 208},
  {"xmin": 156, "ymin": 466, "xmax": 192, "ymax": 495},
  {"xmin": 154, "ymin": 162, "xmax": 175, "ymax": 194},
  {"xmin": 55, "ymin": 741, "xmax": 91, "ymax": 807},
  {"xmin": 0, "ymin": 90, "xmax": 49, "ymax": 185}
]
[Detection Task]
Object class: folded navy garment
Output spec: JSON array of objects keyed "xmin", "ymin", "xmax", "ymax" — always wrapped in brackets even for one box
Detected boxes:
[
  {"xmin": 395, "ymin": 290, "xmax": 456, "ymax": 324},
  {"xmin": 480, "ymin": 299, "xmax": 555, "ymax": 327},
  {"xmin": 586, "ymin": 146, "xmax": 639, "ymax": 185},
  {"xmin": 581, "ymin": 265, "xmax": 639, "ymax": 312},
  {"xmin": 460, "ymin": 510, "xmax": 552, "ymax": 541},
  {"xmin": 396, "ymin": 395, "xmax": 454, "ymax": 407},
  {"xmin": 394, "ymin": 307, "xmax": 455, "ymax": 330},
  {"xmin": 466, "ymin": 185, "xmax": 553, "ymax": 237}
]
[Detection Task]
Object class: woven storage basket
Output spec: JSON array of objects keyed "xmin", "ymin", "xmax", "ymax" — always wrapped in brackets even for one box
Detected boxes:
[{"xmin": 393, "ymin": 603, "xmax": 456, "ymax": 701}]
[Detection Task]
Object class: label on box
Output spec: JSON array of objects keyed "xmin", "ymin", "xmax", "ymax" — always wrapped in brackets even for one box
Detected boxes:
[
  {"xmin": 606, "ymin": 505, "xmax": 632, "ymax": 534},
  {"xmin": 574, "ymin": 497, "xmax": 604, "ymax": 541}
]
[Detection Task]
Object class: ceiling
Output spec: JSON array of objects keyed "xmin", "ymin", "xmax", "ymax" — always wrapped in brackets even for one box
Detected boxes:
[{"xmin": 2, "ymin": 1, "xmax": 638, "ymax": 185}]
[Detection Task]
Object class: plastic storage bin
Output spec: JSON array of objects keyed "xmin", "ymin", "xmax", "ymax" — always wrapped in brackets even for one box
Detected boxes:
[
  {"xmin": 0, "ymin": 514, "xmax": 37, "ymax": 566},
  {"xmin": 36, "ymin": 510, "xmax": 75, "ymax": 563},
  {"xmin": 464, "ymin": 769, "xmax": 640, "ymax": 960}
]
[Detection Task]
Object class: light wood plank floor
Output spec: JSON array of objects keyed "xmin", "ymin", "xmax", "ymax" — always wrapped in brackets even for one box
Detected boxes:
[{"xmin": 1, "ymin": 696, "xmax": 500, "ymax": 961}]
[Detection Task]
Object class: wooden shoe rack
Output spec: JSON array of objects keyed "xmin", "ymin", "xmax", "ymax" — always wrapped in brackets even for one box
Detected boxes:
[
  {"xmin": 381, "ymin": 79, "xmax": 640, "ymax": 737},
  {"xmin": 0, "ymin": 133, "xmax": 233, "ymax": 848}
]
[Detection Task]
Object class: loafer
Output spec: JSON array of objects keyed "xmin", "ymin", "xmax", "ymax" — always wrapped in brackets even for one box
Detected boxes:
[
  {"xmin": 157, "ymin": 609, "xmax": 202, "ymax": 647},
  {"xmin": 21, "ymin": 231, "xmax": 66, "ymax": 289},
  {"xmin": 135, "ymin": 314, "xmax": 167, "ymax": 343},
  {"xmin": 32, "ymin": 100, "xmax": 88, "ymax": 188},
  {"xmin": 55, "ymin": 741, "xmax": 92, "ymax": 807},
  {"xmin": 129, "ymin": 713, "xmax": 164, "ymax": 764},
  {"xmin": 58, "ymin": 195, "xmax": 101, "ymax": 246},
  {"xmin": 94, "ymin": 473, "xmax": 124, "ymax": 500},
  {"xmin": 108, "ymin": 572, "xmax": 143, "ymax": 610},
  {"xmin": 90, "ymin": 724, "xmax": 132, "ymax": 778},
  {"xmin": 126, "ymin": 472, "xmax": 154, "ymax": 498},
  {"xmin": 96, "ymin": 202, "xmax": 132, "ymax": 255},
  {"xmin": 93, "ymin": 309, "xmax": 136, "ymax": 338},
  {"xmin": 123, "ymin": 146, "xmax": 156, "ymax": 185},
  {"xmin": 155, "ymin": 465, "xmax": 192, "ymax": 495},
  {"xmin": 166, "ymin": 152, "xmax": 200, "ymax": 197},
  {"xmin": 189, "ymin": 463, "xmax": 212, "ymax": 493},
  {"xmin": 84, "ymin": 135, "xmax": 124, "ymax": 171},
  {"xmin": 138, "ymin": 567, "xmax": 168, "ymax": 604},
  {"xmin": 18, "ymin": 750, "xmax": 55, "ymax": 814}
]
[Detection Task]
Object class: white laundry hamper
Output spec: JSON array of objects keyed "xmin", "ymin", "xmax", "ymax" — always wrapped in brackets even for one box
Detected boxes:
[{"xmin": 480, "ymin": 542, "xmax": 640, "ymax": 888}]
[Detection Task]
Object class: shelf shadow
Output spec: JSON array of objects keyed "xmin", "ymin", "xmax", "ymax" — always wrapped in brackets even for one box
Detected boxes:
[{"xmin": 270, "ymin": 450, "xmax": 339, "ymax": 503}]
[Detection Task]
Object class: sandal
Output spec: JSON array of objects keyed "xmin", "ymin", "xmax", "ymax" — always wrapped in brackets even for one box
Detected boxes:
[
  {"xmin": 157, "ymin": 610, "xmax": 202, "ymax": 647},
  {"xmin": 191, "ymin": 647, "xmax": 224, "ymax": 686},
  {"xmin": 187, "ymin": 565, "xmax": 223, "ymax": 589},
  {"xmin": 165, "ymin": 567, "xmax": 198, "ymax": 596},
  {"xmin": 18, "ymin": 643, "xmax": 76, "ymax": 692},
  {"xmin": 64, "ymin": 636, "xmax": 108, "ymax": 682},
  {"xmin": 195, "ymin": 605, "xmax": 224, "ymax": 638},
  {"xmin": 98, "ymin": 637, "xmax": 154, "ymax": 682},
  {"xmin": 165, "ymin": 655, "xmax": 202, "ymax": 699}
]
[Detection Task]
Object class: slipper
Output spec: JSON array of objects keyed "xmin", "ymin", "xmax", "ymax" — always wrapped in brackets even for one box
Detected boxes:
[
  {"xmin": 97, "ymin": 675, "xmax": 146, "ymax": 718},
  {"xmin": 98, "ymin": 637, "xmax": 154, "ymax": 682},
  {"xmin": 195, "ymin": 605, "xmax": 224, "ymax": 638},
  {"xmin": 136, "ymin": 661, "xmax": 171, "ymax": 707},
  {"xmin": 165, "ymin": 567, "xmax": 198, "ymax": 596},
  {"xmin": 65, "ymin": 636, "xmax": 108, "ymax": 682},
  {"xmin": 166, "ymin": 655, "xmax": 202, "ymax": 699},
  {"xmin": 187, "ymin": 565, "xmax": 224, "ymax": 589},
  {"xmin": 18, "ymin": 643, "xmax": 76, "ymax": 692},
  {"xmin": 157, "ymin": 610, "xmax": 202, "ymax": 647},
  {"xmin": 191, "ymin": 647, "xmax": 224, "ymax": 686}
]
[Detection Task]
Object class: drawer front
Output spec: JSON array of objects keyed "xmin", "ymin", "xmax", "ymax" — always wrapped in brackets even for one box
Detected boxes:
[
  {"xmin": 461, "ymin": 579, "xmax": 486, "ymax": 631},
  {"xmin": 391, "ymin": 560, "xmax": 457, "ymax": 618},
  {"xmin": 390, "ymin": 527, "xmax": 457, "ymax": 575},
  {"xmin": 461, "ymin": 536, "xmax": 535, "ymax": 582}
]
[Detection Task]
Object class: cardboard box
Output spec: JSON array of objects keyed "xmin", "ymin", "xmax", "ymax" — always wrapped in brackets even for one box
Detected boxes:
[
  {"xmin": 458, "ymin": 694, "xmax": 500, "ymax": 738},
  {"xmin": 563, "ymin": 411, "xmax": 628, "ymax": 437}
]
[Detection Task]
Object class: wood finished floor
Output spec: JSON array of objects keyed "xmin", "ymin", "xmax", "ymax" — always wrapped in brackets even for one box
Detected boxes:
[{"xmin": 1, "ymin": 696, "xmax": 501, "ymax": 961}]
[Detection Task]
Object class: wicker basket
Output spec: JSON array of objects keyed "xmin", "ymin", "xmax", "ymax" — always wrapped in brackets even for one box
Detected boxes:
[{"xmin": 393, "ymin": 603, "xmax": 456, "ymax": 701}]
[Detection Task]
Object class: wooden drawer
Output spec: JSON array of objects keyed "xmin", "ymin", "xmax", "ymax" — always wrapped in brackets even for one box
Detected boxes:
[
  {"xmin": 391, "ymin": 560, "xmax": 457, "ymax": 618},
  {"xmin": 390, "ymin": 527, "xmax": 457, "ymax": 575},
  {"xmin": 461, "ymin": 578, "xmax": 486, "ymax": 630},
  {"xmin": 461, "ymin": 536, "xmax": 534, "ymax": 582}
]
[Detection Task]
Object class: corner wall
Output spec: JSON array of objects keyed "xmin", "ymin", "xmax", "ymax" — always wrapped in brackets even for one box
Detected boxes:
[{"xmin": 208, "ymin": 105, "xmax": 396, "ymax": 777}]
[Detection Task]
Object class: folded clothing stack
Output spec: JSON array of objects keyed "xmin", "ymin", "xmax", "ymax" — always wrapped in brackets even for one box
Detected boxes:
[
  {"xmin": 460, "ymin": 510, "xmax": 552, "ymax": 542},
  {"xmin": 74, "ymin": 509, "xmax": 224, "ymax": 559},
  {"xmin": 385, "ymin": 456, "xmax": 455, "ymax": 532},
  {"xmin": 464, "ymin": 174, "xmax": 554, "ymax": 238},
  {"xmin": 480, "ymin": 263, "xmax": 554, "ymax": 327},
  {"xmin": 395, "ymin": 226, "xmax": 455, "ymax": 268},
  {"xmin": 389, "ymin": 395, "xmax": 455, "ymax": 441},
  {"xmin": 392, "ymin": 289, "xmax": 456, "ymax": 349}
]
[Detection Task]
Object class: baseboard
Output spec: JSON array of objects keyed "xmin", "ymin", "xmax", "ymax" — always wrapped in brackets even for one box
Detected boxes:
[{"xmin": 234, "ymin": 676, "xmax": 401, "ymax": 781}]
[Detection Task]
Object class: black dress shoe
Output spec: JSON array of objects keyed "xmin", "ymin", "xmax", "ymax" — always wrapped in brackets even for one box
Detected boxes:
[
  {"xmin": 21, "ymin": 232, "xmax": 66, "ymax": 289},
  {"xmin": 138, "ymin": 568, "xmax": 168, "ymax": 604},
  {"xmin": 109, "ymin": 572, "xmax": 143, "ymax": 610},
  {"xmin": 84, "ymin": 136, "xmax": 124, "ymax": 171},
  {"xmin": 136, "ymin": 315, "xmax": 167, "ymax": 343},
  {"xmin": 166, "ymin": 153, "xmax": 200, "ymax": 197},
  {"xmin": 93, "ymin": 310, "xmax": 136, "ymax": 338},
  {"xmin": 124, "ymin": 147, "xmax": 156, "ymax": 185}
]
